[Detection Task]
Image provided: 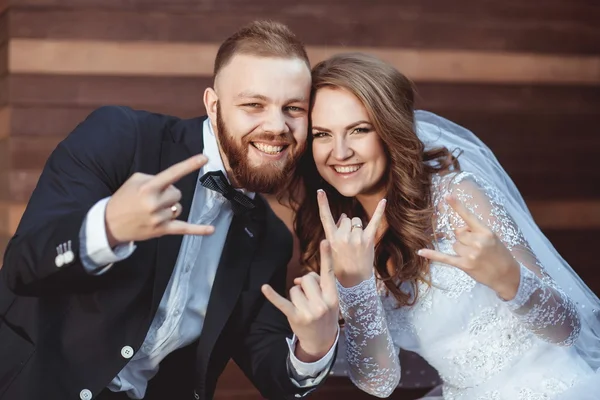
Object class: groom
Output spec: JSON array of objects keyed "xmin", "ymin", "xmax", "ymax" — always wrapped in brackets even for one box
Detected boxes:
[{"xmin": 0, "ymin": 21, "xmax": 339, "ymax": 400}]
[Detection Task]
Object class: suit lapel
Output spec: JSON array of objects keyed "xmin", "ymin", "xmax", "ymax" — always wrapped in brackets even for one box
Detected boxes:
[
  {"xmin": 151, "ymin": 119, "xmax": 205, "ymax": 313},
  {"xmin": 197, "ymin": 201, "xmax": 266, "ymax": 361}
]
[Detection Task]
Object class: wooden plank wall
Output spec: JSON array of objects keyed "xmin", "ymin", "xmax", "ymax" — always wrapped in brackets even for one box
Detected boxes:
[{"xmin": 0, "ymin": 1, "xmax": 599, "ymax": 399}]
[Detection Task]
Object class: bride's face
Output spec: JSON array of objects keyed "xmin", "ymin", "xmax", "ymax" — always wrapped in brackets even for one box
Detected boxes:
[{"xmin": 310, "ymin": 87, "xmax": 387, "ymax": 198}]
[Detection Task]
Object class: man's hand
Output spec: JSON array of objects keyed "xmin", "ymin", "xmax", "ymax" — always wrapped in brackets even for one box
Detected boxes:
[
  {"xmin": 105, "ymin": 154, "xmax": 215, "ymax": 247},
  {"xmin": 262, "ymin": 240, "xmax": 339, "ymax": 362}
]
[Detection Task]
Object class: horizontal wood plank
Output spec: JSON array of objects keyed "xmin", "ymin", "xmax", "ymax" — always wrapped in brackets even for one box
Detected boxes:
[
  {"xmin": 0, "ymin": 233, "xmax": 8, "ymax": 263},
  {"xmin": 545, "ymin": 229, "xmax": 600, "ymax": 295},
  {"xmin": 0, "ymin": 169, "xmax": 40, "ymax": 202},
  {"xmin": 6, "ymin": 6, "xmax": 600, "ymax": 54},
  {"xmin": 9, "ymin": 39, "xmax": 600, "ymax": 84},
  {"xmin": 7, "ymin": 74, "xmax": 212, "ymax": 110},
  {"xmin": 7, "ymin": 0, "xmax": 600, "ymax": 25},
  {"xmin": 414, "ymin": 82, "xmax": 600, "ymax": 114},
  {"xmin": 0, "ymin": 201, "xmax": 25, "ymax": 236},
  {"xmin": 6, "ymin": 74, "xmax": 600, "ymax": 115}
]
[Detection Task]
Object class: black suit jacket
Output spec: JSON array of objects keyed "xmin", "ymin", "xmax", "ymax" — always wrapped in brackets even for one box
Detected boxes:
[{"xmin": 0, "ymin": 106, "xmax": 326, "ymax": 400}]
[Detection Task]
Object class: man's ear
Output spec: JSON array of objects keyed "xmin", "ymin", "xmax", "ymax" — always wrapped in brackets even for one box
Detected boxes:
[{"xmin": 203, "ymin": 87, "xmax": 218, "ymax": 122}]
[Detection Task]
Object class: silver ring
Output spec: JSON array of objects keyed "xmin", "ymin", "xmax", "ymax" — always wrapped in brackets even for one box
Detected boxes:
[
  {"xmin": 352, "ymin": 223, "xmax": 363, "ymax": 230},
  {"xmin": 170, "ymin": 204, "xmax": 179, "ymax": 218}
]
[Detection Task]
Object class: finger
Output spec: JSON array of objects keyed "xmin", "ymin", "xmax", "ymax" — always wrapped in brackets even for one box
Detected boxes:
[
  {"xmin": 364, "ymin": 198, "xmax": 387, "ymax": 238},
  {"xmin": 150, "ymin": 155, "xmax": 208, "ymax": 191},
  {"xmin": 452, "ymin": 241, "xmax": 473, "ymax": 259},
  {"xmin": 151, "ymin": 202, "xmax": 182, "ymax": 226},
  {"xmin": 445, "ymin": 195, "xmax": 487, "ymax": 232},
  {"xmin": 350, "ymin": 217, "xmax": 364, "ymax": 231},
  {"xmin": 317, "ymin": 190, "xmax": 337, "ymax": 239},
  {"xmin": 294, "ymin": 275, "xmax": 322, "ymax": 286},
  {"xmin": 350, "ymin": 217, "xmax": 363, "ymax": 242},
  {"xmin": 338, "ymin": 216, "xmax": 352, "ymax": 236},
  {"xmin": 454, "ymin": 229, "xmax": 478, "ymax": 247},
  {"xmin": 336, "ymin": 213, "xmax": 347, "ymax": 228},
  {"xmin": 319, "ymin": 240, "xmax": 337, "ymax": 294},
  {"xmin": 289, "ymin": 285, "xmax": 311, "ymax": 312},
  {"xmin": 417, "ymin": 248, "xmax": 464, "ymax": 269},
  {"xmin": 262, "ymin": 284, "xmax": 296, "ymax": 318},
  {"xmin": 156, "ymin": 185, "xmax": 182, "ymax": 209},
  {"xmin": 298, "ymin": 274, "xmax": 325, "ymax": 303},
  {"xmin": 160, "ymin": 220, "xmax": 215, "ymax": 236}
]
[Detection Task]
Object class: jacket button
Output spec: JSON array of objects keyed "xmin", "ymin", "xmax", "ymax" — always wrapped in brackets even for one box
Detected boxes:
[
  {"xmin": 79, "ymin": 389, "xmax": 92, "ymax": 400},
  {"xmin": 121, "ymin": 346, "xmax": 134, "ymax": 359},
  {"xmin": 55, "ymin": 254, "xmax": 65, "ymax": 268},
  {"xmin": 63, "ymin": 250, "xmax": 75, "ymax": 264}
]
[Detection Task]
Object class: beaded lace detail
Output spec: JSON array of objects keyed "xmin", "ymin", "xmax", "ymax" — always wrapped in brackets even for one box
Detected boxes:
[{"xmin": 335, "ymin": 172, "xmax": 582, "ymax": 399}]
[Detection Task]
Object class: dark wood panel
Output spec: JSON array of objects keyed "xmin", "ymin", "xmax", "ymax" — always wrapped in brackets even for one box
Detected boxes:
[
  {"xmin": 544, "ymin": 229, "xmax": 600, "ymax": 295},
  {"xmin": 0, "ymin": 233, "xmax": 9, "ymax": 263},
  {"xmin": 9, "ymin": 105, "xmax": 199, "ymax": 137},
  {"xmin": 8, "ymin": 74, "xmax": 211, "ymax": 110},
  {"xmin": 0, "ymin": 135, "xmax": 62, "ymax": 170},
  {"xmin": 8, "ymin": 74, "xmax": 600, "ymax": 115},
  {"xmin": 7, "ymin": 5, "xmax": 600, "ymax": 54},
  {"xmin": 10, "ymin": 0, "xmax": 600, "ymax": 20},
  {"xmin": 414, "ymin": 82, "xmax": 600, "ymax": 115},
  {"xmin": 0, "ymin": 43, "xmax": 7, "ymax": 76},
  {"xmin": 0, "ymin": 169, "xmax": 39, "ymax": 202},
  {"xmin": 427, "ymin": 111, "xmax": 600, "ymax": 200},
  {"xmin": 0, "ymin": 8, "xmax": 8, "ymax": 46}
]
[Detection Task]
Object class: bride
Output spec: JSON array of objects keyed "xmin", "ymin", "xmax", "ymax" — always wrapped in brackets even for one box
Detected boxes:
[{"xmin": 288, "ymin": 52, "xmax": 600, "ymax": 399}]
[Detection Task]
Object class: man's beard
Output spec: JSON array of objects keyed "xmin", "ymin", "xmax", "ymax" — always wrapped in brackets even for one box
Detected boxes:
[{"xmin": 216, "ymin": 104, "xmax": 304, "ymax": 194}]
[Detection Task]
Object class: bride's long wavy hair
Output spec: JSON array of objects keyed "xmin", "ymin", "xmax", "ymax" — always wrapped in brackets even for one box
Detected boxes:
[{"xmin": 288, "ymin": 53, "xmax": 460, "ymax": 306}]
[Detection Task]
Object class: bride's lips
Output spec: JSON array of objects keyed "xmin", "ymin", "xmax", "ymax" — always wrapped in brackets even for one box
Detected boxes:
[{"xmin": 331, "ymin": 164, "xmax": 363, "ymax": 177}]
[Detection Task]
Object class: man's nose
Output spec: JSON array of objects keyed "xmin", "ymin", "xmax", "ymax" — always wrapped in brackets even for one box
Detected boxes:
[{"xmin": 262, "ymin": 109, "xmax": 290, "ymax": 135}]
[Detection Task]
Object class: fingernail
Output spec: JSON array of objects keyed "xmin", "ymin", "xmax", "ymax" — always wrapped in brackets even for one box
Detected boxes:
[
  {"xmin": 317, "ymin": 189, "xmax": 324, "ymax": 193},
  {"xmin": 340, "ymin": 213, "xmax": 347, "ymax": 218},
  {"xmin": 197, "ymin": 155, "xmax": 207, "ymax": 163},
  {"xmin": 381, "ymin": 199, "xmax": 387, "ymax": 204},
  {"xmin": 417, "ymin": 249, "xmax": 424, "ymax": 256}
]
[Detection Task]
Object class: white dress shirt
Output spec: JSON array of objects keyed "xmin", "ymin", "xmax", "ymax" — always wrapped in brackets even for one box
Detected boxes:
[{"xmin": 78, "ymin": 118, "xmax": 337, "ymax": 399}]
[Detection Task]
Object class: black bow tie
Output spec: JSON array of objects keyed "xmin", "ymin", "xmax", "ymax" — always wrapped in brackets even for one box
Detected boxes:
[{"xmin": 199, "ymin": 170, "xmax": 256, "ymax": 216}]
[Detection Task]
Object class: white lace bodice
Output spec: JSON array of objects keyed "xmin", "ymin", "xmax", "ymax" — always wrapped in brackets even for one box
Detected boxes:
[{"xmin": 335, "ymin": 172, "xmax": 591, "ymax": 399}]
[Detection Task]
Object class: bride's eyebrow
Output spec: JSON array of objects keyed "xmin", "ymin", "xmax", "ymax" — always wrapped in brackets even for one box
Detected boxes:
[{"xmin": 311, "ymin": 121, "xmax": 371, "ymax": 132}]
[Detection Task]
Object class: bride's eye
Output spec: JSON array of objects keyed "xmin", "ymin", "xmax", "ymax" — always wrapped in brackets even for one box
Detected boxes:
[
  {"xmin": 312, "ymin": 131, "xmax": 330, "ymax": 138},
  {"xmin": 352, "ymin": 127, "xmax": 371, "ymax": 134}
]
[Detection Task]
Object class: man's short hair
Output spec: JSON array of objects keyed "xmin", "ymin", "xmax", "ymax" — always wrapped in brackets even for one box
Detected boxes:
[{"xmin": 214, "ymin": 20, "xmax": 310, "ymax": 77}]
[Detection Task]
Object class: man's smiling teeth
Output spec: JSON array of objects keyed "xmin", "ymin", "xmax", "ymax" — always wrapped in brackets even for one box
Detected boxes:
[
  {"xmin": 334, "ymin": 165, "xmax": 361, "ymax": 173},
  {"xmin": 253, "ymin": 142, "xmax": 284, "ymax": 154}
]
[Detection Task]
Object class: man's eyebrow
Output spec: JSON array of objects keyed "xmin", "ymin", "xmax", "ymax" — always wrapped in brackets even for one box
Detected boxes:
[
  {"xmin": 235, "ymin": 92, "xmax": 307, "ymax": 104},
  {"xmin": 235, "ymin": 92, "xmax": 270, "ymax": 101}
]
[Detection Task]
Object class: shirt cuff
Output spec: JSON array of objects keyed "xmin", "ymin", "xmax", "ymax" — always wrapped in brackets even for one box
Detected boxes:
[
  {"xmin": 286, "ymin": 325, "xmax": 339, "ymax": 382},
  {"xmin": 79, "ymin": 197, "xmax": 136, "ymax": 275}
]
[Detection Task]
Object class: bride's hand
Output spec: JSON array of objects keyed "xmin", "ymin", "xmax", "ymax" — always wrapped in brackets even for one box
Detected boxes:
[
  {"xmin": 317, "ymin": 189, "xmax": 386, "ymax": 288},
  {"xmin": 417, "ymin": 195, "xmax": 521, "ymax": 300}
]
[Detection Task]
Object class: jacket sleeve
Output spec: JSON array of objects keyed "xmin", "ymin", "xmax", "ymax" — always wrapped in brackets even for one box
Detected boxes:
[{"xmin": 1, "ymin": 106, "xmax": 138, "ymax": 297}]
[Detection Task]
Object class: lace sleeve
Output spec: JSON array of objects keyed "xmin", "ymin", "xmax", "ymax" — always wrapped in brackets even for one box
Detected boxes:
[
  {"xmin": 337, "ymin": 274, "xmax": 401, "ymax": 398},
  {"xmin": 437, "ymin": 172, "xmax": 581, "ymax": 346}
]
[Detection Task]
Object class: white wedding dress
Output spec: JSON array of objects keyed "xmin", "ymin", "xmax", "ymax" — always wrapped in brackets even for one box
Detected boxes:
[{"xmin": 332, "ymin": 171, "xmax": 600, "ymax": 399}]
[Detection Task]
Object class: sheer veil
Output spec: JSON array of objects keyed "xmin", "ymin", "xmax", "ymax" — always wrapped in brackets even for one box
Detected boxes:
[{"xmin": 415, "ymin": 110, "xmax": 600, "ymax": 370}]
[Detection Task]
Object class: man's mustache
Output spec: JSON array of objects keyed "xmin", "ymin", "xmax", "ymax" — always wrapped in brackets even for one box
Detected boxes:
[{"xmin": 245, "ymin": 133, "xmax": 295, "ymax": 145}]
